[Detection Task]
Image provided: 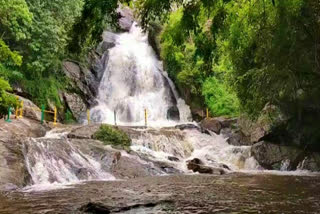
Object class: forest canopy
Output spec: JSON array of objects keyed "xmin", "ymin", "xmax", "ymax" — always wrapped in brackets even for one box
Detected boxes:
[
  {"xmin": 0, "ymin": 0, "xmax": 121, "ymax": 114},
  {"xmin": 136, "ymin": 0, "xmax": 320, "ymax": 148}
]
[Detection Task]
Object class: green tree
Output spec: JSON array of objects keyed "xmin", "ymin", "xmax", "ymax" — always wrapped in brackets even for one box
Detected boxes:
[{"xmin": 68, "ymin": 0, "xmax": 119, "ymax": 59}]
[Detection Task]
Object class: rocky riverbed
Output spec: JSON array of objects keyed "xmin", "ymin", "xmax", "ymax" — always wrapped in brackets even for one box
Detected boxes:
[
  {"xmin": 1, "ymin": 174, "xmax": 320, "ymax": 213},
  {"xmin": 1, "ymin": 115, "xmax": 320, "ymax": 213}
]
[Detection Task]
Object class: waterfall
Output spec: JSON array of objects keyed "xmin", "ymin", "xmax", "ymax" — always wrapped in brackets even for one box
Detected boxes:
[{"xmin": 90, "ymin": 23, "xmax": 191, "ymax": 126}]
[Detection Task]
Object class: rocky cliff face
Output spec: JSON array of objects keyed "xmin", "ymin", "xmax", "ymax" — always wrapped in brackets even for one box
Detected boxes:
[{"xmin": 61, "ymin": 6, "xmax": 136, "ymax": 122}]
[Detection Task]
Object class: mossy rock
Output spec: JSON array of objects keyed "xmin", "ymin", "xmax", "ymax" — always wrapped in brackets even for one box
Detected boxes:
[{"xmin": 93, "ymin": 125, "xmax": 131, "ymax": 151}]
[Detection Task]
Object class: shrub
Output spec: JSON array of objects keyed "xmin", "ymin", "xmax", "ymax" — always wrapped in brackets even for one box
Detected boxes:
[
  {"xmin": 202, "ymin": 76, "xmax": 239, "ymax": 117},
  {"xmin": 93, "ymin": 125, "xmax": 131, "ymax": 150},
  {"xmin": 0, "ymin": 77, "xmax": 17, "ymax": 118}
]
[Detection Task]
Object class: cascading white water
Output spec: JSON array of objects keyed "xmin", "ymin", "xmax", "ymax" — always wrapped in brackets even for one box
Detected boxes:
[
  {"xmin": 23, "ymin": 137, "xmax": 115, "ymax": 186},
  {"xmin": 90, "ymin": 23, "xmax": 191, "ymax": 126},
  {"xmin": 130, "ymin": 128, "xmax": 261, "ymax": 172}
]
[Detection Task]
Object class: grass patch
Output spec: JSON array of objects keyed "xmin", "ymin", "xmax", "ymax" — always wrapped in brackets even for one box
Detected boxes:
[{"xmin": 93, "ymin": 125, "xmax": 131, "ymax": 151}]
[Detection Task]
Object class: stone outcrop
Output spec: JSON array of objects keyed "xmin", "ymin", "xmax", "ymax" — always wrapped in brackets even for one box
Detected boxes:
[
  {"xmin": 117, "ymin": 5, "xmax": 134, "ymax": 31},
  {"xmin": 14, "ymin": 95, "xmax": 42, "ymax": 121},
  {"xmin": 0, "ymin": 137, "xmax": 29, "ymax": 190},
  {"xmin": 200, "ymin": 117, "xmax": 237, "ymax": 134},
  {"xmin": 221, "ymin": 128, "xmax": 252, "ymax": 146},
  {"xmin": 63, "ymin": 92, "xmax": 87, "ymax": 121},
  {"xmin": 63, "ymin": 61, "xmax": 96, "ymax": 104},
  {"xmin": 200, "ymin": 118, "xmax": 222, "ymax": 134},
  {"xmin": 0, "ymin": 118, "xmax": 48, "ymax": 189},
  {"xmin": 251, "ymin": 141, "xmax": 306, "ymax": 170}
]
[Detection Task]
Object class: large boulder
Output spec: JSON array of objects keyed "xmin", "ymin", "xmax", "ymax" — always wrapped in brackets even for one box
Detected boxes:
[
  {"xmin": 251, "ymin": 141, "xmax": 305, "ymax": 170},
  {"xmin": 63, "ymin": 61, "xmax": 96, "ymax": 101},
  {"xmin": 200, "ymin": 118, "xmax": 222, "ymax": 134},
  {"xmin": 221, "ymin": 128, "xmax": 252, "ymax": 146},
  {"xmin": 15, "ymin": 95, "xmax": 41, "ymax": 121},
  {"xmin": 0, "ymin": 118, "xmax": 47, "ymax": 139},
  {"xmin": 117, "ymin": 6, "xmax": 134, "ymax": 31},
  {"xmin": 63, "ymin": 93, "xmax": 87, "ymax": 121}
]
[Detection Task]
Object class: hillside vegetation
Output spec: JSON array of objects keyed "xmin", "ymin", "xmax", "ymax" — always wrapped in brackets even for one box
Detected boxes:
[
  {"xmin": 0, "ymin": 0, "xmax": 121, "ymax": 116},
  {"xmin": 136, "ymin": 0, "xmax": 320, "ymax": 149}
]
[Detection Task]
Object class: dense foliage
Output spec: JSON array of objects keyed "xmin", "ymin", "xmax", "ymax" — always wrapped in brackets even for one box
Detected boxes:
[
  {"xmin": 0, "ymin": 0, "xmax": 120, "ymax": 117},
  {"xmin": 68, "ymin": 0, "xmax": 119, "ymax": 59},
  {"xmin": 136, "ymin": 0, "xmax": 320, "ymax": 149},
  {"xmin": 93, "ymin": 125, "xmax": 131, "ymax": 150}
]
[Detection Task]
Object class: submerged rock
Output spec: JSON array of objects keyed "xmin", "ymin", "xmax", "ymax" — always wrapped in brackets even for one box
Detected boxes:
[
  {"xmin": 168, "ymin": 156, "xmax": 180, "ymax": 162},
  {"xmin": 187, "ymin": 158, "xmax": 226, "ymax": 175}
]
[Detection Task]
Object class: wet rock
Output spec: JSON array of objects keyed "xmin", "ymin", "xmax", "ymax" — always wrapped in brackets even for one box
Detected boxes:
[
  {"xmin": 200, "ymin": 118, "xmax": 222, "ymax": 134},
  {"xmin": 175, "ymin": 124, "xmax": 200, "ymax": 131},
  {"xmin": 90, "ymin": 52, "xmax": 109, "ymax": 89},
  {"xmin": 80, "ymin": 202, "xmax": 111, "ymax": 214},
  {"xmin": 152, "ymin": 161, "xmax": 182, "ymax": 174},
  {"xmin": 222, "ymin": 128, "xmax": 252, "ymax": 146},
  {"xmin": 67, "ymin": 124, "xmax": 101, "ymax": 139},
  {"xmin": 188, "ymin": 158, "xmax": 204, "ymax": 166},
  {"xmin": 168, "ymin": 156, "xmax": 180, "ymax": 162},
  {"xmin": 117, "ymin": 6, "xmax": 134, "ymax": 31},
  {"xmin": 148, "ymin": 21, "xmax": 162, "ymax": 58},
  {"xmin": 175, "ymin": 123, "xmax": 211, "ymax": 135},
  {"xmin": 75, "ymin": 168, "xmax": 89, "ymax": 180},
  {"xmin": 215, "ymin": 117, "xmax": 237, "ymax": 128},
  {"xmin": 0, "ymin": 136, "xmax": 30, "ymax": 189},
  {"xmin": 62, "ymin": 61, "xmax": 96, "ymax": 106},
  {"xmin": 251, "ymin": 141, "xmax": 305, "ymax": 170},
  {"xmin": 2, "ymin": 183, "xmax": 19, "ymax": 191},
  {"xmin": 97, "ymin": 31, "xmax": 117, "ymax": 54},
  {"xmin": 63, "ymin": 92, "xmax": 87, "ymax": 121},
  {"xmin": 167, "ymin": 106, "xmax": 180, "ymax": 121},
  {"xmin": 238, "ymin": 115, "xmax": 273, "ymax": 144},
  {"xmin": 187, "ymin": 158, "xmax": 226, "ymax": 175},
  {"xmin": 298, "ymin": 153, "xmax": 320, "ymax": 172},
  {"xmin": 220, "ymin": 164, "xmax": 231, "ymax": 171}
]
